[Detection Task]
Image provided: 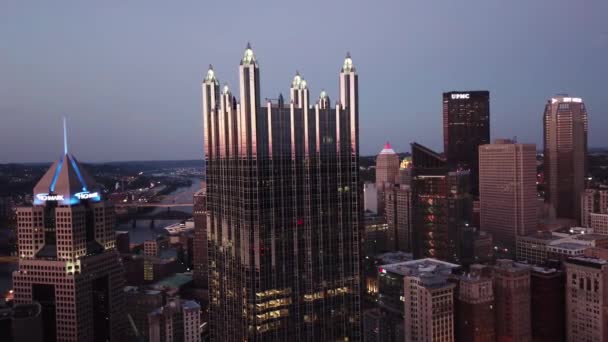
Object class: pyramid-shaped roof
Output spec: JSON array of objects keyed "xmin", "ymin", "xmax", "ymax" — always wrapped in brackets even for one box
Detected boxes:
[
  {"xmin": 379, "ymin": 141, "xmax": 397, "ymax": 155},
  {"xmin": 33, "ymin": 154, "xmax": 100, "ymax": 205}
]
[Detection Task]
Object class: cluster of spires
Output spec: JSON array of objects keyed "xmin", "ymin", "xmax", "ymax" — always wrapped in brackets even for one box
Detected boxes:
[{"xmin": 204, "ymin": 43, "xmax": 354, "ymax": 102}]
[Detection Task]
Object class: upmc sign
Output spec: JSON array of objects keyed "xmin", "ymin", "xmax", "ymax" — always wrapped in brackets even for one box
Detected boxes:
[{"xmin": 451, "ymin": 93, "xmax": 470, "ymax": 100}]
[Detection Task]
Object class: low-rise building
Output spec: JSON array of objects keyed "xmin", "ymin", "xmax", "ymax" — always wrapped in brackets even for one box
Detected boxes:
[{"xmin": 564, "ymin": 257, "xmax": 608, "ymax": 342}]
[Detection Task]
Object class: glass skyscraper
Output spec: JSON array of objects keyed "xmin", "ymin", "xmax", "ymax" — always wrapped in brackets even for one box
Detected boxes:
[
  {"xmin": 443, "ymin": 91, "xmax": 490, "ymax": 196},
  {"xmin": 203, "ymin": 45, "xmax": 362, "ymax": 341}
]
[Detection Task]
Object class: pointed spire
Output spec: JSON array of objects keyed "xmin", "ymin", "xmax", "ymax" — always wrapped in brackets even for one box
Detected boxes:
[
  {"xmin": 292, "ymin": 71, "xmax": 302, "ymax": 89},
  {"xmin": 222, "ymin": 83, "xmax": 230, "ymax": 95},
  {"xmin": 380, "ymin": 141, "xmax": 396, "ymax": 155},
  {"xmin": 342, "ymin": 52, "xmax": 355, "ymax": 73},
  {"xmin": 205, "ymin": 64, "xmax": 218, "ymax": 83},
  {"xmin": 63, "ymin": 117, "xmax": 68, "ymax": 155},
  {"xmin": 242, "ymin": 42, "xmax": 256, "ymax": 65}
]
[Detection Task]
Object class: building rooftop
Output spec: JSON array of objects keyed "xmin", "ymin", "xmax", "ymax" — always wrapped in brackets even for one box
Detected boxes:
[
  {"xmin": 151, "ymin": 273, "xmax": 192, "ymax": 290},
  {"xmin": 567, "ymin": 256, "xmax": 608, "ymax": 269},
  {"xmin": 380, "ymin": 258, "xmax": 459, "ymax": 277},
  {"xmin": 548, "ymin": 242, "xmax": 589, "ymax": 251},
  {"xmin": 33, "ymin": 153, "xmax": 100, "ymax": 206},
  {"xmin": 374, "ymin": 251, "xmax": 413, "ymax": 265},
  {"xmin": 519, "ymin": 231, "xmax": 562, "ymax": 242},
  {"xmin": 379, "ymin": 142, "xmax": 396, "ymax": 155},
  {"xmin": 182, "ymin": 300, "xmax": 201, "ymax": 310}
]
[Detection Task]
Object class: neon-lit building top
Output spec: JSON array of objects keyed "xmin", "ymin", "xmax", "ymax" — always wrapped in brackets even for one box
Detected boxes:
[{"xmin": 33, "ymin": 153, "xmax": 101, "ymax": 205}]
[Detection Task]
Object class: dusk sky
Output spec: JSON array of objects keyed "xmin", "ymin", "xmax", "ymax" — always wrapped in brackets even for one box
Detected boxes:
[{"xmin": 1, "ymin": 0, "xmax": 607, "ymax": 163}]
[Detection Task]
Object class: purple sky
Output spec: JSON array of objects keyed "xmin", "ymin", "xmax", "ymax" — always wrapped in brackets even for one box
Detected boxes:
[{"xmin": 1, "ymin": 0, "xmax": 607, "ymax": 163}]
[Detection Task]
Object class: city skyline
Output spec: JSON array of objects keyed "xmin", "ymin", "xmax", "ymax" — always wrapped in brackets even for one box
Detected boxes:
[{"xmin": 1, "ymin": 0, "xmax": 607, "ymax": 163}]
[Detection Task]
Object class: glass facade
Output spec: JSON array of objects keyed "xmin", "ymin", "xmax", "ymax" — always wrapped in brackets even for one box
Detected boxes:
[{"xmin": 204, "ymin": 51, "xmax": 362, "ymax": 341}]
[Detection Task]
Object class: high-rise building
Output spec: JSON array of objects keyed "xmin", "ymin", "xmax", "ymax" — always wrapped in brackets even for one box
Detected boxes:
[
  {"xmin": 543, "ymin": 95, "xmax": 588, "ymax": 221},
  {"xmin": 455, "ymin": 266, "xmax": 495, "ymax": 342},
  {"xmin": 124, "ymin": 286, "xmax": 165, "ymax": 341},
  {"xmin": 591, "ymin": 213, "xmax": 608, "ymax": 235},
  {"xmin": 564, "ymin": 257, "xmax": 608, "ymax": 342},
  {"xmin": 479, "ymin": 139, "xmax": 538, "ymax": 249},
  {"xmin": 192, "ymin": 187, "xmax": 207, "ymax": 289},
  {"xmin": 203, "ymin": 45, "xmax": 362, "ymax": 341},
  {"xmin": 12, "ymin": 151, "xmax": 126, "ymax": 341},
  {"xmin": 530, "ymin": 268, "xmax": 565, "ymax": 342},
  {"xmin": 384, "ymin": 184, "xmax": 411, "ymax": 252},
  {"xmin": 115, "ymin": 230, "xmax": 130, "ymax": 254},
  {"xmin": 396, "ymin": 157, "xmax": 412, "ymax": 186},
  {"xmin": 0, "ymin": 302, "xmax": 44, "ymax": 342},
  {"xmin": 364, "ymin": 182, "xmax": 379, "ymax": 214},
  {"xmin": 148, "ymin": 298, "xmax": 201, "ymax": 342},
  {"xmin": 375, "ymin": 142, "xmax": 400, "ymax": 214},
  {"xmin": 443, "ymin": 91, "xmax": 490, "ymax": 196},
  {"xmin": 411, "ymin": 143, "xmax": 471, "ymax": 262},
  {"xmin": 492, "ymin": 259, "xmax": 532, "ymax": 342},
  {"xmin": 581, "ymin": 189, "xmax": 607, "ymax": 226},
  {"xmin": 402, "ymin": 259, "xmax": 457, "ymax": 342}
]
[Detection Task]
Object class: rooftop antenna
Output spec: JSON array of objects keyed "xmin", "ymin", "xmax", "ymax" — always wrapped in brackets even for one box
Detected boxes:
[{"xmin": 63, "ymin": 116, "xmax": 68, "ymax": 154}]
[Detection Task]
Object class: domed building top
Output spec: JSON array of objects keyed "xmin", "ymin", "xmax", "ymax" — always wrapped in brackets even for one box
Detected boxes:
[
  {"xmin": 342, "ymin": 52, "xmax": 355, "ymax": 73},
  {"xmin": 204, "ymin": 65, "xmax": 219, "ymax": 84},
  {"xmin": 291, "ymin": 71, "xmax": 307, "ymax": 90},
  {"xmin": 241, "ymin": 42, "xmax": 256, "ymax": 66},
  {"xmin": 379, "ymin": 141, "xmax": 397, "ymax": 155},
  {"xmin": 319, "ymin": 90, "xmax": 328, "ymax": 99},
  {"xmin": 222, "ymin": 84, "xmax": 230, "ymax": 95},
  {"xmin": 292, "ymin": 72, "xmax": 302, "ymax": 88}
]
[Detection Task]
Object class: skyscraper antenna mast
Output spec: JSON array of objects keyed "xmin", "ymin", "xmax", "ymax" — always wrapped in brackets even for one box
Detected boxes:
[{"xmin": 63, "ymin": 116, "xmax": 68, "ymax": 154}]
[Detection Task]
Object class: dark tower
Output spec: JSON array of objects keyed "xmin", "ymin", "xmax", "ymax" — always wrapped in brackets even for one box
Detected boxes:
[
  {"xmin": 443, "ymin": 91, "xmax": 490, "ymax": 196},
  {"xmin": 410, "ymin": 143, "xmax": 471, "ymax": 262}
]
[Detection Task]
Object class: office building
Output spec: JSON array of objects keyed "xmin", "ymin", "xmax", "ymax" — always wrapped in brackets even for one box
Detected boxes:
[
  {"xmin": 455, "ymin": 267, "xmax": 495, "ymax": 342},
  {"xmin": 543, "ymin": 95, "xmax": 588, "ymax": 221},
  {"xmin": 493, "ymin": 259, "xmax": 532, "ymax": 342},
  {"xmin": 396, "ymin": 157, "xmax": 412, "ymax": 185},
  {"xmin": 148, "ymin": 298, "xmax": 201, "ymax": 342},
  {"xmin": 581, "ymin": 189, "xmax": 608, "ymax": 227},
  {"xmin": 591, "ymin": 213, "xmax": 608, "ymax": 235},
  {"xmin": 144, "ymin": 239, "xmax": 160, "ymax": 257},
  {"xmin": 124, "ymin": 286, "xmax": 165, "ymax": 341},
  {"xmin": 376, "ymin": 142, "xmax": 400, "ymax": 214},
  {"xmin": 0, "ymin": 302, "xmax": 44, "ymax": 342},
  {"xmin": 479, "ymin": 139, "xmax": 537, "ymax": 249},
  {"xmin": 192, "ymin": 187, "xmax": 207, "ymax": 289},
  {"xmin": 564, "ymin": 257, "xmax": 608, "ymax": 342},
  {"xmin": 411, "ymin": 143, "xmax": 471, "ymax": 262},
  {"xmin": 364, "ymin": 182, "xmax": 379, "ymax": 214},
  {"xmin": 12, "ymin": 150, "xmax": 126, "ymax": 341},
  {"xmin": 384, "ymin": 184, "xmax": 411, "ymax": 252},
  {"xmin": 204, "ymin": 46, "xmax": 362, "ymax": 341},
  {"xmin": 364, "ymin": 212, "xmax": 389, "ymax": 257},
  {"xmin": 530, "ymin": 268, "xmax": 564, "ymax": 342},
  {"xmin": 0, "ymin": 197, "xmax": 14, "ymax": 222},
  {"xmin": 401, "ymin": 259, "xmax": 458, "ymax": 342},
  {"xmin": 516, "ymin": 229, "xmax": 608, "ymax": 265},
  {"xmin": 443, "ymin": 91, "xmax": 490, "ymax": 195},
  {"xmin": 115, "ymin": 230, "xmax": 130, "ymax": 254},
  {"xmin": 362, "ymin": 308, "xmax": 400, "ymax": 342}
]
